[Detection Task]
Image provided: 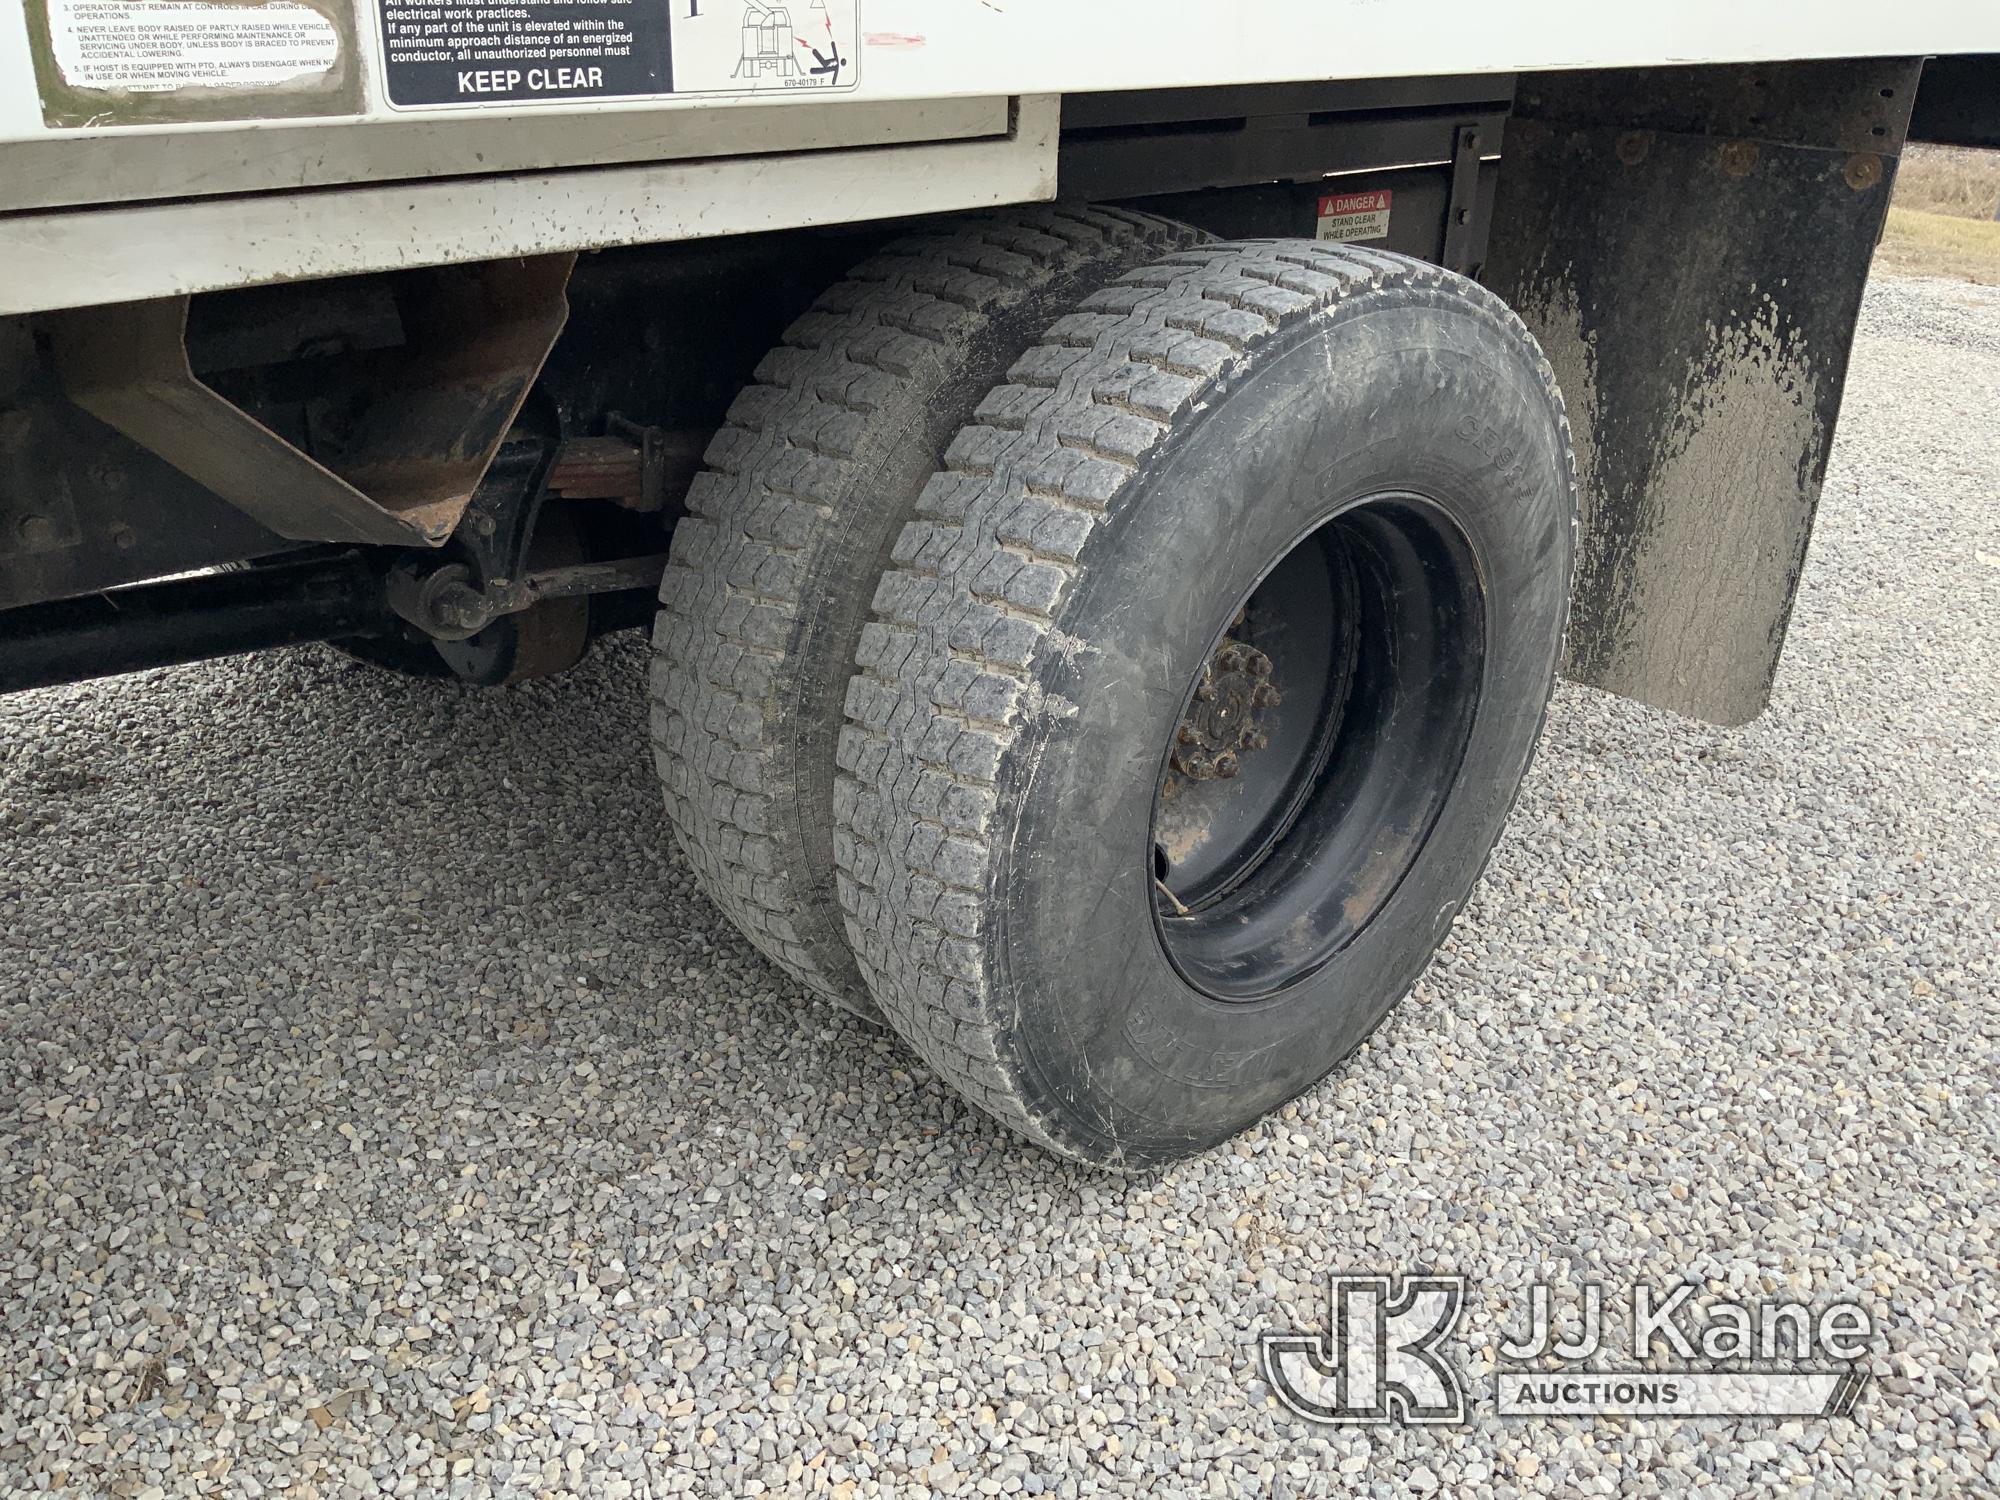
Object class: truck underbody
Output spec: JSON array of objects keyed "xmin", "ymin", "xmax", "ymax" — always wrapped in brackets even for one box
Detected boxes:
[{"xmin": 7, "ymin": 52, "xmax": 1996, "ymax": 717}]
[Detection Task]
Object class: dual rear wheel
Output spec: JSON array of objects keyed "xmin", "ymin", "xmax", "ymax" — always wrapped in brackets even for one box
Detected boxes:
[{"xmin": 654, "ymin": 221, "xmax": 1576, "ymax": 1167}]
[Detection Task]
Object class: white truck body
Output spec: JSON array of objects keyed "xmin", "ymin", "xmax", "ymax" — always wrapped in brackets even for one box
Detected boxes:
[{"xmin": 4, "ymin": 2, "xmax": 1999, "ymax": 311}]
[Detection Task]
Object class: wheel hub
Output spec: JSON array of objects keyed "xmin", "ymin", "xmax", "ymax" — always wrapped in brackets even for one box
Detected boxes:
[
  {"xmin": 1168, "ymin": 636, "xmax": 1281, "ymax": 786},
  {"xmin": 1149, "ymin": 496, "xmax": 1487, "ymax": 999}
]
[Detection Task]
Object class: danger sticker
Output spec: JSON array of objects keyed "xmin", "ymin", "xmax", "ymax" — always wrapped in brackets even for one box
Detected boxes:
[{"xmin": 1316, "ymin": 189, "xmax": 1393, "ymax": 245}]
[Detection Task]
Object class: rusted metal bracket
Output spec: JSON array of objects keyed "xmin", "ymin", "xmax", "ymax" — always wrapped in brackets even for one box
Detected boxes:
[
  {"xmin": 546, "ymin": 415, "xmax": 706, "ymax": 514},
  {"xmin": 386, "ymin": 551, "xmax": 667, "ymax": 641},
  {"xmin": 44, "ymin": 254, "xmax": 573, "ymax": 548},
  {"xmin": 546, "ymin": 436, "xmax": 650, "ymax": 508}
]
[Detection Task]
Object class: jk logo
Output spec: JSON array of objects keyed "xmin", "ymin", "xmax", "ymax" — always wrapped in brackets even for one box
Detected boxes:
[{"xmin": 1259, "ymin": 1273, "xmax": 1467, "ymax": 1425}]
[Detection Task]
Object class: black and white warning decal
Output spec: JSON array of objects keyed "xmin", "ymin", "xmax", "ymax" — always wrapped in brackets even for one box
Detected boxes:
[
  {"xmin": 669, "ymin": 0, "xmax": 853, "ymax": 92},
  {"xmin": 378, "ymin": 0, "xmax": 857, "ymax": 107}
]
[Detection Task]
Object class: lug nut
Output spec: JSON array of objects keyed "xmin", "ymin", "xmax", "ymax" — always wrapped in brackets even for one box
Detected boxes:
[
  {"xmin": 432, "ymin": 583, "xmax": 489, "ymax": 632},
  {"xmin": 1214, "ymin": 752, "xmax": 1239, "ymax": 779},
  {"xmin": 1252, "ymin": 682, "xmax": 1281, "ymax": 708},
  {"xmin": 1247, "ymin": 654, "xmax": 1273, "ymax": 678}
]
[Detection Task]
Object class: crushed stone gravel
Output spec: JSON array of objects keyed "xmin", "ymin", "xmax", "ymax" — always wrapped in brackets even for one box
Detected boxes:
[{"xmin": 2, "ymin": 273, "xmax": 1996, "ymax": 1497}]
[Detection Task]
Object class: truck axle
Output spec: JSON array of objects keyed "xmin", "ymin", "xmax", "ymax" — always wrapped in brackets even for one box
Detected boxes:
[{"xmin": 0, "ymin": 553, "xmax": 395, "ymax": 695}]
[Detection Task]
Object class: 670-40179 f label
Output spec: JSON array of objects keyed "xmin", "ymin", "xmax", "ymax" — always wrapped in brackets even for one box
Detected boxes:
[{"xmin": 377, "ymin": 0, "xmax": 859, "ymax": 107}]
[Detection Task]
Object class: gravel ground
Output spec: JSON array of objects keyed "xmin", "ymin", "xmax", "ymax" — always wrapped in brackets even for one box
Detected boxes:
[{"xmin": 3, "ymin": 273, "xmax": 1997, "ymax": 1499}]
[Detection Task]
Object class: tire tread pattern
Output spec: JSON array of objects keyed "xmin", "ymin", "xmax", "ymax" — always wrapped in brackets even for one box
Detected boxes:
[
  {"xmin": 834, "ymin": 241, "xmax": 1577, "ymax": 1156},
  {"xmin": 652, "ymin": 205, "xmax": 1201, "ymax": 1015}
]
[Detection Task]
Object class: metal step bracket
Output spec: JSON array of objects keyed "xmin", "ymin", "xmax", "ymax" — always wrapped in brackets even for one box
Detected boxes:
[{"xmin": 45, "ymin": 254, "xmax": 573, "ymax": 548}]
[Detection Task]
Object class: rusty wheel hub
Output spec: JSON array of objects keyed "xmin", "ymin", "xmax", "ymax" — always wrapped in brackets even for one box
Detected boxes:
[
  {"xmin": 1148, "ymin": 495, "xmax": 1489, "ymax": 998},
  {"xmin": 1168, "ymin": 636, "xmax": 1281, "ymax": 786}
]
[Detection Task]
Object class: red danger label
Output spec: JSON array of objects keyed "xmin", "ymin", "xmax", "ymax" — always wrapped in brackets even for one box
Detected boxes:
[
  {"xmin": 1316, "ymin": 189, "xmax": 1393, "ymax": 244},
  {"xmin": 1322, "ymin": 190, "xmax": 1391, "ymax": 216}
]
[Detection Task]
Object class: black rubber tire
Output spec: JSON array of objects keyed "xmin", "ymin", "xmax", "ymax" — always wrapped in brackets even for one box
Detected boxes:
[
  {"xmin": 650, "ymin": 205, "xmax": 1207, "ymax": 1018},
  {"xmin": 834, "ymin": 242, "xmax": 1577, "ymax": 1166}
]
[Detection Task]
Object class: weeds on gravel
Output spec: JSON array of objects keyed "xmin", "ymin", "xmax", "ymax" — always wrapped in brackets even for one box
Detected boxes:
[{"xmin": 1876, "ymin": 144, "xmax": 2000, "ymax": 284}]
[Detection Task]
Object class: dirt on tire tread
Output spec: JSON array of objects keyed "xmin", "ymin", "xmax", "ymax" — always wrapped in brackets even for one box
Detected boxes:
[
  {"xmin": 650, "ymin": 205, "xmax": 1203, "ymax": 1017},
  {"xmin": 832, "ymin": 240, "xmax": 1576, "ymax": 1158}
]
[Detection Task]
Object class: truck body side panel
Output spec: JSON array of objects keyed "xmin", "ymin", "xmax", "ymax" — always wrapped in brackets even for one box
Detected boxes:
[{"xmin": 0, "ymin": 96, "xmax": 1058, "ymax": 314}]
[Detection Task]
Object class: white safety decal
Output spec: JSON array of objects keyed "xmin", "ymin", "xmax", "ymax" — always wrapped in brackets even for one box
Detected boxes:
[{"xmin": 49, "ymin": 0, "xmax": 337, "ymax": 92}]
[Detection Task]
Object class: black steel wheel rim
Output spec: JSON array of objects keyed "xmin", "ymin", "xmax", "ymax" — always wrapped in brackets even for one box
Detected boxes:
[{"xmin": 1150, "ymin": 492, "xmax": 1487, "ymax": 1002}]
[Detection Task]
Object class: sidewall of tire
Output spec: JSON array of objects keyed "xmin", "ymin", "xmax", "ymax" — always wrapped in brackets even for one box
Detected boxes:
[{"xmin": 991, "ymin": 290, "xmax": 1573, "ymax": 1165}]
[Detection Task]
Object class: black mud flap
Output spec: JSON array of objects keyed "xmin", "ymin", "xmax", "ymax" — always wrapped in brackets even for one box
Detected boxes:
[{"xmin": 1484, "ymin": 59, "xmax": 1920, "ymax": 725}]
